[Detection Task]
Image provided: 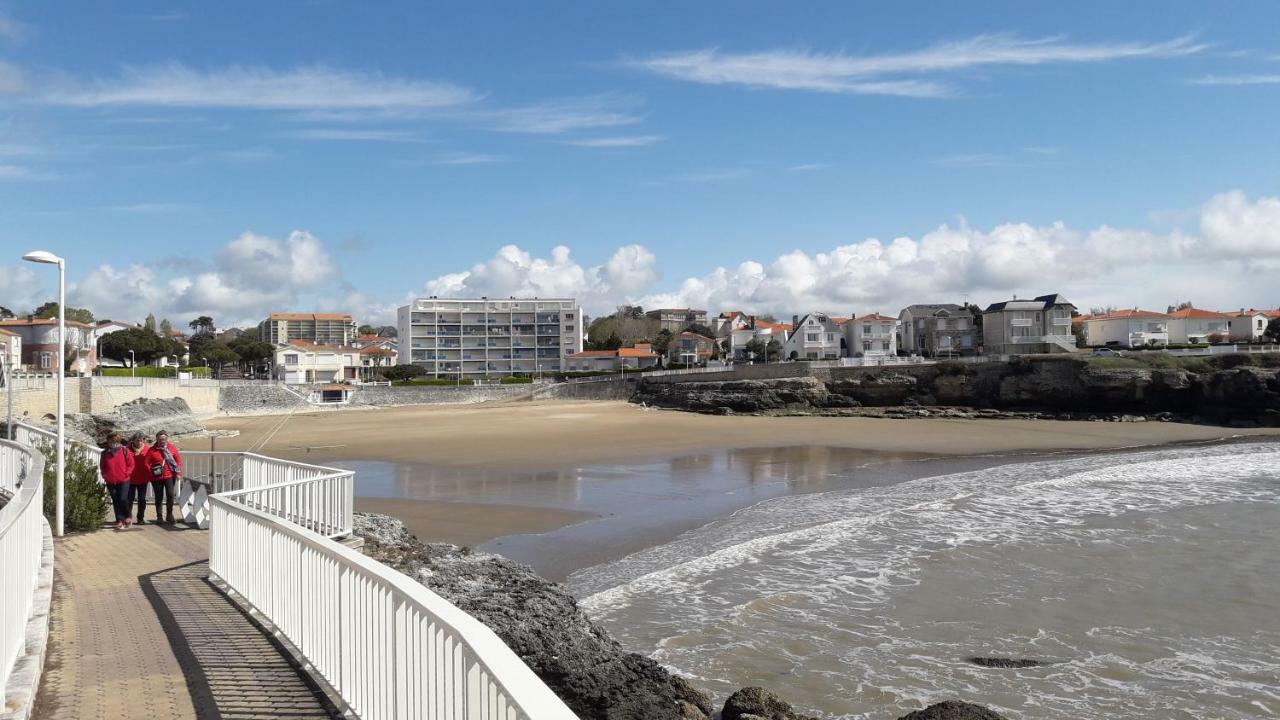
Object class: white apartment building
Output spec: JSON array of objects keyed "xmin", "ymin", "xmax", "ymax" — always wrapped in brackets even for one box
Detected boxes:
[
  {"xmin": 846, "ymin": 314, "xmax": 899, "ymax": 357},
  {"xmin": 1166, "ymin": 307, "xmax": 1232, "ymax": 344},
  {"xmin": 259, "ymin": 313, "xmax": 358, "ymax": 346},
  {"xmin": 1084, "ymin": 309, "xmax": 1170, "ymax": 347},
  {"xmin": 273, "ymin": 341, "xmax": 361, "ymax": 384},
  {"xmin": 397, "ymin": 297, "xmax": 584, "ymax": 378},
  {"xmin": 783, "ymin": 313, "xmax": 846, "ymax": 360}
]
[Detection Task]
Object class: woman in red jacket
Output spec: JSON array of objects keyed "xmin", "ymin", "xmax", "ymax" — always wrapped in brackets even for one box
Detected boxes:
[
  {"xmin": 99, "ymin": 432, "xmax": 135, "ymax": 530},
  {"xmin": 126, "ymin": 433, "xmax": 153, "ymax": 524},
  {"xmin": 144, "ymin": 430, "xmax": 182, "ymax": 525}
]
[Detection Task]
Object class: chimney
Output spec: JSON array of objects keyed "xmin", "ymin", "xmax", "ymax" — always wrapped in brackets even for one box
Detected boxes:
[{"xmin": 792, "ymin": 315, "xmax": 799, "ymax": 328}]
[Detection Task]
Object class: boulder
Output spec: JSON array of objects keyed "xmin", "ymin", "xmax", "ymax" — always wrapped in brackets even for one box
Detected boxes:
[
  {"xmin": 897, "ymin": 700, "xmax": 1008, "ymax": 720},
  {"xmin": 721, "ymin": 686, "xmax": 818, "ymax": 720}
]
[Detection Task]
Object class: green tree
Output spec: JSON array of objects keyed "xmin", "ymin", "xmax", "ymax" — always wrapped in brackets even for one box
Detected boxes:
[
  {"xmin": 651, "ymin": 328, "xmax": 673, "ymax": 356},
  {"xmin": 683, "ymin": 322, "xmax": 715, "ymax": 339},
  {"xmin": 358, "ymin": 324, "xmax": 377, "ymax": 335},
  {"xmin": 100, "ymin": 327, "xmax": 163, "ymax": 365},
  {"xmin": 228, "ymin": 337, "xmax": 273, "ymax": 373},
  {"xmin": 160, "ymin": 318, "xmax": 174, "ymax": 336},
  {"xmin": 603, "ymin": 331, "xmax": 622, "ymax": 351},
  {"xmin": 1265, "ymin": 318, "xmax": 1280, "ymax": 343},
  {"xmin": 188, "ymin": 315, "xmax": 215, "ymax": 335},
  {"xmin": 34, "ymin": 302, "xmax": 94, "ymax": 324},
  {"xmin": 382, "ymin": 364, "xmax": 426, "ymax": 381},
  {"xmin": 744, "ymin": 337, "xmax": 782, "ymax": 363},
  {"xmin": 377, "ymin": 325, "xmax": 398, "ymax": 338},
  {"xmin": 39, "ymin": 442, "xmax": 108, "ymax": 533},
  {"xmin": 143, "ymin": 313, "xmax": 156, "ymax": 332},
  {"xmin": 0, "ymin": 305, "xmax": 14, "ymax": 319}
]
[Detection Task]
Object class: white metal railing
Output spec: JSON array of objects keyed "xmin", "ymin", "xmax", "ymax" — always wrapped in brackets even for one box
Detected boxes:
[
  {"xmin": 208, "ymin": 495, "xmax": 576, "ymax": 720},
  {"xmin": 0, "ymin": 440, "xmax": 45, "ymax": 708},
  {"xmin": 10, "ymin": 421, "xmax": 102, "ymax": 483}
]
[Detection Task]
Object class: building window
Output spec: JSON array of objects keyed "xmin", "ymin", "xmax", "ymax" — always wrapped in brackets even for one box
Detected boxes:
[
  {"xmin": 39, "ymin": 352, "xmax": 52, "ymax": 369},
  {"xmin": 284, "ymin": 354, "xmax": 299, "ymax": 366},
  {"xmin": 882, "ymin": 341, "xmax": 890, "ymax": 351},
  {"xmin": 806, "ymin": 333, "xmax": 819, "ymax": 342}
]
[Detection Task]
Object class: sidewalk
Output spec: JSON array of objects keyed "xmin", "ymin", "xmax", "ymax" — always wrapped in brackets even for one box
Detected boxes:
[{"xmin": 31, "ymin": 521, "xmax": 340, "ymax": 720}]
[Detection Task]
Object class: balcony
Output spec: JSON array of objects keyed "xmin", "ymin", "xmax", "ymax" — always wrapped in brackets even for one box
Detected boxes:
[{"xmin": 1010, "ymin": 318, "xmax": 1034, "ymax": 327}]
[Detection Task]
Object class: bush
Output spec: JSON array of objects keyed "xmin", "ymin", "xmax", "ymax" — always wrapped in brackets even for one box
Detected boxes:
[
  {"xmin": 382, "ymin": 364, "xmax": 427, "ymax": 382},
  {"xmin": 39, "ymin": 442, "xmax": 108, "ymax": 533},
  {"xmin": 103, "ymin": 366, "xmax": 179, "ymax": 378},
  {"xmin": 500, "ymin": 376, "xmax": 533, "ymax": 384}
]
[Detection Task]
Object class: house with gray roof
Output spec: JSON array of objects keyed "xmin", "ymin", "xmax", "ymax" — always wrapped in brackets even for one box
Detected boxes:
[
  {"xmin": 897, "ymin": 304, "xmax": 979, "ymax": 357},
  {"xmin": 982, "ymin": 294, "xmax": 1078, "ymax": 355}
]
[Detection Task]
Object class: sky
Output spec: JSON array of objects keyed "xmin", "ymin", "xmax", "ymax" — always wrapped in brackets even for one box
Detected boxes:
[{"xmin": 1, "ymin": 1, "xmax": 1279, "ymax": 327}]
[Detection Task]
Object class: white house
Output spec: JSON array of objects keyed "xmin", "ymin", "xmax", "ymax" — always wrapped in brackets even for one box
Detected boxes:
[
  {"xmin": 1227, "ymin": 309, "xmax": 1272, "ymax": 342},
  {"xmin": 715, "ymin": 311, "xmax": 792, "ymax": 361},
  {"xmin": 845, "ymin": 313, "xmax": 899, "ymax": 358},
  {"xmin": 1166, "ymin": 307, "xmax": 1232, "ymax": 344},
  {"xmin": 0, "ymin": 328, "xmax": 21, "ymax": 373},
  {"xmin": 1084, "ymin": 309, "xmax": 1170, "ymax": 347},
  {"xmin": 565, "ymin": 344, "xmax": 660, "ymax": 372},
  {"xmin": 783, "ymin": 313, "xmax": 846, "ymax": 360},
  {"xmin": 897, "ymin": 304, "xmax": 979, "ymax": 357},
  {"xmin": 273, "ymin": 340, "xmax": 361, "ymax": 384}
]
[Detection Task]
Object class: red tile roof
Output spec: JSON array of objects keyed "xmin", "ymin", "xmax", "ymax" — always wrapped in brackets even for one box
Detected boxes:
[
  {"xmin": 1168, "ymin": 307, "xmax": 1232, "ymax": 319},
  {"xmin": 568, "ymin": 350, "xmax": 621, "ymax": 358},
  {"xmin": 855, "ymin": 313, "xmax": 897, "ymax": 323},
  {"xmin": 1087, "ymin": 309, "xmax": 1171, "ymax": 321},
  {"xmin": 618, "ymin": 347, "xmax": 657, "ymax": 358},
  {"xmin": 0, "ymin": 317, "xmax": 96, "ymax": 329}
]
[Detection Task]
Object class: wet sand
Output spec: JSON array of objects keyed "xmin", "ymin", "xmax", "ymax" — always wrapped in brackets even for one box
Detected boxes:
[{"xmin": 203, "ymin": 401, "xmax": 1280, "ymax": 572}]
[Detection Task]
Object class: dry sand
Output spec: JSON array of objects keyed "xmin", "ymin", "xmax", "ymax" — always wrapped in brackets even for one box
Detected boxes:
[
  {"xmin": 206, "ymin": 400, "xmax": 1277, "ymax": 468},
  {"xmin": 203, "ymin": 401, "xmax": 1280, "ymax": 550}
]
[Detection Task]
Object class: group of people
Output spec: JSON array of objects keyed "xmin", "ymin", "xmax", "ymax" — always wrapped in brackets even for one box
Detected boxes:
[{"xmin": 98, "ymin": 430, "xmax": 184, "ymax": 530}]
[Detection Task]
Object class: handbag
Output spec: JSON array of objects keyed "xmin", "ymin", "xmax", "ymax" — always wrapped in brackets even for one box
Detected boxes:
[{"xmin": 151, "ymin": 462, "xmax": 165, "ymax": 478}]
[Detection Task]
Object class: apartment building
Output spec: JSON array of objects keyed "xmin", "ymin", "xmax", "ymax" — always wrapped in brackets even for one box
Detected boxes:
[
  {"xmin": 646, "ymin": 308, "xmax": 708, "ymax": 333},
  {"xmin": 783, "ymin": 313, "xmax": 846, "ymax": 360},
  {"xmin": 397, "ymin": 297, "xmax": 584, "ymax": 378},
  {"xmin": 1084, "ymin": 309, "xmax": 1170, "ymax": 347},
  {"xmin": 898, "ymin": 304, "xmax": 979, "ymax": 357},
  {"xmin": 0, "ymin": 317, "xmax": 98, "ymax": 374},
  {"xmin": 982, "ymin": 294, "xmax": 1078, "ymax": 355},
  {"xmin": 846, "ymin": 313, "xmax": 899, "ymax": 357},
  {"xmin": 258, "ymin": 313, "xmax": 357, "ymax": 346},
  {"xmin": 1166, "ymin": 307, "xmax": 1232, "ymax": 344}
]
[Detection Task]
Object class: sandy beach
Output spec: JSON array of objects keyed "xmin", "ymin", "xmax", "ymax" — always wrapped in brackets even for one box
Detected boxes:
[{"xmin": 202, "ymin": 401, "xmax": 1280, "ymax": 568}]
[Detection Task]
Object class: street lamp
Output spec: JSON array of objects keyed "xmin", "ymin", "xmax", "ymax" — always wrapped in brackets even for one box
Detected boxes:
[
  {"xmin": 128, "ymin": 349, "xmax": 136, "ymax": 378},
  {"xmin": 22, "ymin": 250, "xmax": 66, "ymax": 537}
]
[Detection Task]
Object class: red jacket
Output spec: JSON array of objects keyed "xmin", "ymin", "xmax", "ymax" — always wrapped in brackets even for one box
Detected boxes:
[
  {"xmin": 99, "ymin": 445, "xmax": 135, "ymax": 485},
  {"xmin": 143, "ymin": 443, "xmax": 183, "ymax": 481},
  {"xmin": 129, "ymin": 444, "xmax": 152, "ymax": 485}
]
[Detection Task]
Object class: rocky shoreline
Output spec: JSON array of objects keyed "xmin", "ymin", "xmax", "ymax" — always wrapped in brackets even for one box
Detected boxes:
[
  {"xmin": 354, "ymin": 512, "xmax": 1008, "ymax": 720},
  {"xmin": 632, "ymin": 356, "xmax": 1280, "ymax": 426}
]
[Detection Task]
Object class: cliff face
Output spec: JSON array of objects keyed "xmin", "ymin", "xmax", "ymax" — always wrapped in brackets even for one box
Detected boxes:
[{"xmin": 633, "ymin": 357, "xmax": 1280, "ymax": 425}]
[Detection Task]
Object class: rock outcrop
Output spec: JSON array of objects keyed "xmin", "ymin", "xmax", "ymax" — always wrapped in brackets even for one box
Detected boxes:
[
  {"xmin": 897, "ymin": 700, "xmax": 1008, "ymax": 720},
  {"xmin": 69, "ymin": 397, "xmax": 205, "ymax": 444},
  {"xmin": 721, "ymin": 686, "xmax": 819, "ymax": 720},
  {"xmin": 353, "ymin": 513, "xmax": 713, "ymax": 720},
  {"xmin": 634, "ymin": 356, "xmax": 1280, "ymax": 425},
  {"xmin": 966, "ymin": 657, "xmax": 1049, "ymax": 669}
]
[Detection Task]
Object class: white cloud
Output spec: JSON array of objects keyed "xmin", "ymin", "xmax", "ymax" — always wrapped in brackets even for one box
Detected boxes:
[
  {"xmin": 633, "ymin": 34, "xmax": 1205, "ymax": 97},
  {"xmin": 38, "ymin": 64, "xmax": 479, "ymax": 111},
  {"xmin": 0, "ymin": 265, "xmax": 45, "ymax": 315},
  {"xmin": 785, "ymin": 163, "xmax": 829, "ymax": 172},
  {"xmin": 288, "ymin": 128, "xmax": 434, "ymax": 143},
  {"xmin": 417, "ymin": 190, "xmax": 1280, "ymax": 317},
  {"xmin": 484, "ymin": 94, "xmax": 643, "ymax": 134},
  {"xmin": 1192, "ymin": 74, "xmax": 1280, "ymax": 86},
  {"xmin": 564, "ymin": 135, "xmax": 666, "ymax": 148},
  {"xmin": 434, "ymin": 153, "xmax": 507, "ymax": 165}
]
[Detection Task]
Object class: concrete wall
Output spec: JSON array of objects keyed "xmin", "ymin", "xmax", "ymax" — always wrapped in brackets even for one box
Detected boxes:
[
  {"xmin": 537, "ymin": 377, "xmax": 638, "ymax": 401},
  {"xmin": 349, "ymin": 384, "xmax": 535, "ymax": 407},
  {"xmin": 639, "ymin": 363, "xmax": 813, "ymax": 385},
  {"xmin": 3, "ymin": 377, "xmax": 220, "ymax": 423}
]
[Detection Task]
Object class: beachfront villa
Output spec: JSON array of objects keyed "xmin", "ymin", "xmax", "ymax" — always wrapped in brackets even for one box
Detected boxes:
[
  {"xmin": 1084, "ymin": 309, "xmax": 1171, "ymax": 347},
  {"xmin": 272, "ymin": 339, "xmax": 362, "ymax": 383},
  {"xmin": 0, "ymin": 328, "xmax": 21, "ymax": 372},
  {"xmin": 398, "ymin": 297, "xmax": 584, "ymax": 378},
  {"xmin": 897, "ymin": 304, "xmax": 979, "ymax": 357},
  {"xmin": 783, "ymin": 313, "xmax": 846, "ymax": 360},
  {"xmin": 258, "ymin": 312, "xmax": 359, "ymax": 347},
  {"xmin": 565, "ymin": 344, "xmax": 661, "ymax": 372},
  {"xmin": 845, "ymin": 313, "xmax": 899, "ymax": 358},
  {"xmin": 981, "ymin": 294, "xmax": 1078, "ymax": 356},
  {"xmin": 715, "ymin": 312, "xmax": 792, "ymax": 361},
  {"xmin": 1228, "ymin": 309, "xmax": 1274, "ymax": 342},
  {"xmin": 1166, "ymin": 307, "xmax": 1233, "ymax": 344}
]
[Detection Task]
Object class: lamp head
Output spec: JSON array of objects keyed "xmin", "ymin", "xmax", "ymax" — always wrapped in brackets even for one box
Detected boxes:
[{"xmin": 22, "ymin": 250, "xmax": 64, "ymax": 266}]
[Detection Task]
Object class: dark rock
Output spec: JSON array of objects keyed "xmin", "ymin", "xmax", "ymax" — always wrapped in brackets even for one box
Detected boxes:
[
  {"xmin": 966, "ymin": 656, "xmax": 1049, "ymax": 668},
  {"xmin": 354, "ymin": 513, "xmax": 713, "ymax": 720},
  {"xmin": 721, "ymin": 686, "xmax": 818, "ymax": 720},
  {"xmin": 897, "ymin": 700, "xmax": 1008, "ymax": 720}
]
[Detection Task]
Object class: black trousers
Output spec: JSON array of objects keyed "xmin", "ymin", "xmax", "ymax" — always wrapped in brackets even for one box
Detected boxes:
[
  {"xmin": 107, "ymin": 483, "xmax": 131, "ymax": 523},
  {"xmin": 153, "ymin": 478, "xmax": 176, "ymax": 521},
  {"xmin": 130, "ymin": 483, "xmax": 149, "ymax": 520}
]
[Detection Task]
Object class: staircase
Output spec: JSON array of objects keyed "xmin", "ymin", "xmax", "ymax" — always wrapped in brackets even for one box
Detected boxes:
[{"xmin": 215, "ymin": 364, "xmax": 243, "ymax": 380}]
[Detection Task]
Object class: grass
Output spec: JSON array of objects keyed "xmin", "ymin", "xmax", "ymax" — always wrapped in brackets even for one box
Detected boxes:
[
  {"xmin": 1083, "ymin": 352, "xmax": 1280, "ymax": 372},
  {"xmin": 101, "ymin": 366, "xmax": 211, "ymax": 378}
]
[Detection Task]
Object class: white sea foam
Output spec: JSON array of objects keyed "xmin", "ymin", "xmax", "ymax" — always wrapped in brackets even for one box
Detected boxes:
[{"xmin": 571, "ymin": 442, "xmax": 1280, "ymax": 719}]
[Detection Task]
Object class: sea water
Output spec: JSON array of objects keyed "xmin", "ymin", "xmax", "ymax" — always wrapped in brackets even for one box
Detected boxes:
[{"xmin": 570, "ymin": 441, "xmax": 1280, "ymax": 719}]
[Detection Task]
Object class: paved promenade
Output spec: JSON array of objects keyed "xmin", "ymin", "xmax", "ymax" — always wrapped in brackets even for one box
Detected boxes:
[{"xmin": 32, "ymin": 522, "xmax": 341, "ymax": 720}]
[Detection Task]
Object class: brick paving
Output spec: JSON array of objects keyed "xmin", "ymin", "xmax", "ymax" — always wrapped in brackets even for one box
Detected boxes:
[{"xmin": 31, "ymin": 522, "xmax": 341, "ymax": 720}]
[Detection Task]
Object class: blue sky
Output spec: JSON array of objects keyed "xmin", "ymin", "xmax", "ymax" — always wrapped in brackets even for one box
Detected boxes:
[{"xmin": 2, "ymin": 1, "xmax": 1279, "ymax": 325}]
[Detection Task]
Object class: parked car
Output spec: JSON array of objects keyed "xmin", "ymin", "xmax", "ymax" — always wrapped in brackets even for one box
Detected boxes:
[{"xmin": 1091, "ymin": 347, "xmax": 1124, "ymax": 357}]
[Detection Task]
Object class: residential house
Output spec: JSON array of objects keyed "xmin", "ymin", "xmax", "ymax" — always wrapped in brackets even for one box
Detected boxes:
[
  {"xmin": 0, "ymin": 317, "xmax": 98, "ymax": 374},
  {"xmin": 565, "ymin": 344, "xmax": 660, "ymax": 372},
  {"xmin": 646, "ymin": 308, "xmax": 708, "ymax": 333},
  {"xmin": 715, "ymin": 311, "xmax": 791, "ymax": 361},
  {"xmin": 981, "ymin": 294, "xmax": 1078, "ymax": 355},
  {"xmin": 1083, "ymin": 309, "xmax": 1170, "ymax": 347},
  {"xmin": 352, "ymin": 334, "xmax": 399, "ymax": 364},
  {"xmin": 1227, "ymin": 309, "xmax": 1272, "ymax": 342},
  {"xmin": 1166, "ymin": 307, "xmax": 1232, "ymax": 344},
  {"xmin": 92, "ymin": 319, "xmax": 142, "ymax": 368},
  {"xmin": 0, "ymin": 328, "xmax": 21, "ymax": 372},
  {"xmin": 667, "ymin": 332, "xmax": 717, "ymax": 364},
  {"xmin": 845, "ymin": 313, "xmax": 899, "ymax": 358},
  {"xmin": 897, "ymin": 304, "xmax": 979, "ymax": 357},
  {"xmin": 358, "ymin": 346, "xmax": 397, "ymax": 379},
  {"xmin": 783, "ymin": 313, "xmax": 846, "ymax": 360},
  {"xmin": 259, "ymin": 313, "xmax": 358, "ymax": 346},
  {"xmin": 272, "ymin": 340, "xmax": 361, "ymax": 384}
]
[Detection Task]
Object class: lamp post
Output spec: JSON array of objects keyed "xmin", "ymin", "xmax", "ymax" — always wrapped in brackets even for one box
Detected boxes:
[
  {"xmin": 22, "ymin": 250, "xmax": 66, "ymax": 537},
  {"xmin": 128, "ymin": 349, "xmax": 136, "ymax": 378}
]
